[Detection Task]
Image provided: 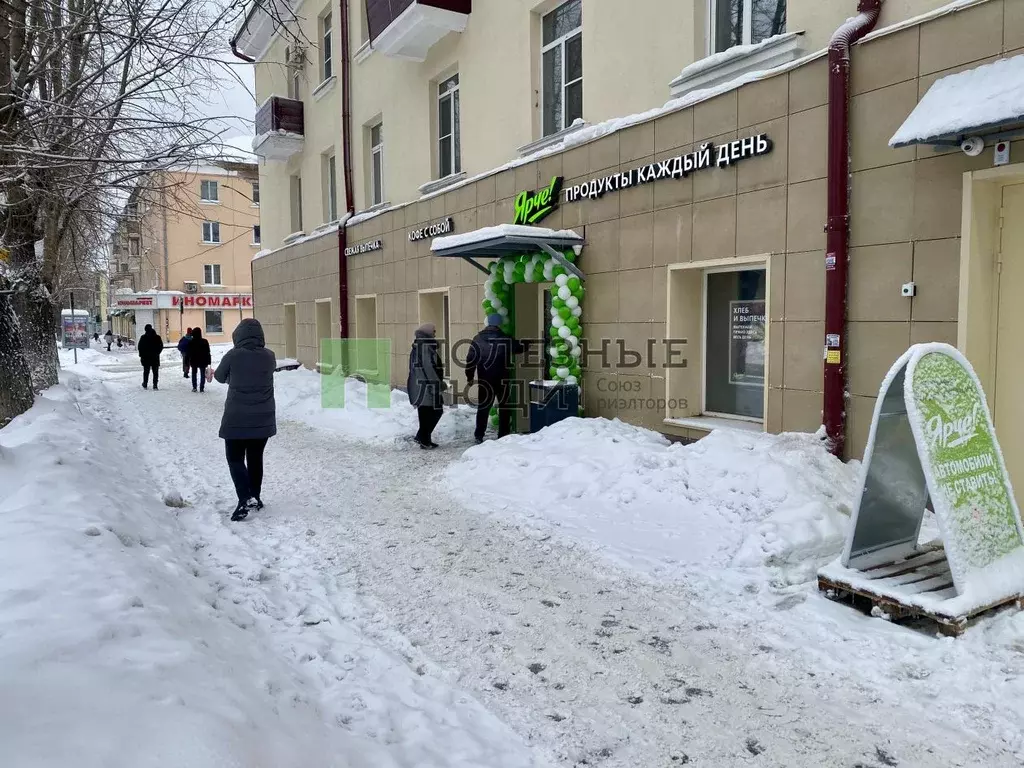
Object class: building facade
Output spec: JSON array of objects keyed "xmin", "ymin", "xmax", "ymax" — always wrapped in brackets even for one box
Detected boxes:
[
  {"xmin": 239, "ymin": 0, "xmax": 1024, "ymax": 490},
  {"xmin": 108, "ymin": 160, "xmax": 261, "ymax": 343}
]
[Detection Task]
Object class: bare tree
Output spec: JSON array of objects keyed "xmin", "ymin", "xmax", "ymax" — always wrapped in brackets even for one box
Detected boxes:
[{"xmin": 0, "ymin": 0, "xmax": 253, "ymax": 423}]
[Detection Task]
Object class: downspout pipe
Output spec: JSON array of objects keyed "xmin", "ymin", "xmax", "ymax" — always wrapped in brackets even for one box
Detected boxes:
[
  {"xmin": 823, "ymin": 0, "xmax": 882, "ymax": 458},
  {"xmin": 338, "ymin": 0, "xmax": 355, "ymax": 341}
]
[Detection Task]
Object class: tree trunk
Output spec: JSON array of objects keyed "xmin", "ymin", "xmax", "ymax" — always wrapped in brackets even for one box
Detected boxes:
[
  {"xmin": 11, "ymin": 273, "xmax": 59, "ymax": 394},
  {"xmin": 0, "ymin": 277, "xmax": 35, "ymax": 427}
]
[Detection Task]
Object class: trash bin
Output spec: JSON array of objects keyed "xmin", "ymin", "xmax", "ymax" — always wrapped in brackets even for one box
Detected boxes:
[{"xmin": 529, "ymin": 380, "xmax": 580, "ymax": 433}]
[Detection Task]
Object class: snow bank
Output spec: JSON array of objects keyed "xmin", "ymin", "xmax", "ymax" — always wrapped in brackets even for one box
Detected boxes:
[
  {"xmin": 0, "ymin": 384, "xmax": 388, "ymax": 768},
  {"xmin": 274, "ymin": 368, "xmax": 475, "ymax": 444},
  {"xmin": 444, "ymin": 418, "xmax": 858, "ymax": 583}
]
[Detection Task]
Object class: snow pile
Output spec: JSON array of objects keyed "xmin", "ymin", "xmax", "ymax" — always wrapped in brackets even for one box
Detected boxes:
[
  {"xmin": 445, "ymin": 418, "xmax": 858, "ymax": 583},
  {"xmin": 890, "ymin": 53, "xmax": 1024, "ymax": 146},
  {"xmin": 431, "ymin": 224, "xmax": 582, "ymax": 252},
  {"xmin": 671, "ymin": 33, "xmax": 799, "ymax": 83},
  {"xmin": 0, "ymin": 385, "xmax": 388, "ymax": 768},
  {"xmin": 274, "ymin": 367, "xmax": 474, "ymax": 444}
]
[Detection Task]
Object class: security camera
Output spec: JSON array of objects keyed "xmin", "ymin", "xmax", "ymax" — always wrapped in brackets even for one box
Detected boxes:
[
  {"xmin": 961, "ymin": 136, "xmax": 984, "ymax": 157},
  {"xmin": 901, "ymin": 282, "xmax": 917, "ymax": 298}
]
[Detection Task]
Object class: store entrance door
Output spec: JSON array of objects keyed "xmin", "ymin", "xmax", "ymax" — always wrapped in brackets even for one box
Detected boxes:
[
  {"xmin": 995, "ymin": 182, "xmax": 1024, "ymax": 491},
  {"xmin": 514, "ymin": 282, "xmax": 545, "ymax": 433}
]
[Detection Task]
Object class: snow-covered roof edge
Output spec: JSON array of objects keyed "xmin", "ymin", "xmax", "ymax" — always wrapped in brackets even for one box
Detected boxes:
[
  {"xmin": 251, "ymin": 218, "xmax": 346, "ymax": 262},
  {"xmin": 859, "ymin": 0, "xmax": 990, "ymax": 45},
  {"xmin": 431, "ymin": 224, "xmax": 583, "ymax": 253}
]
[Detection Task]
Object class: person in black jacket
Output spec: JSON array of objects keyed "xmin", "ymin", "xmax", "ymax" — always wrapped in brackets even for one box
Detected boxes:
[
  {"xmin": 137, "ymin": 324, "xmax": 164, "ymax": 390},
  {"xmin": 188, "ymin": 326, "xmax": 212, "ymax": 393},
  {"xmin": 213, "ymin": 318, "xmax": 276, "ymax": 521},
  {"xmin": 407, "ymin": 323, "xmax": 446, "ymax": 449},
  {"xmin": 178, "ymin": 327, "xmax": 192, "ymax": 377},
  {"xmin": 465, "ymin": 314, "xmax": 523, "ymax": 443}
]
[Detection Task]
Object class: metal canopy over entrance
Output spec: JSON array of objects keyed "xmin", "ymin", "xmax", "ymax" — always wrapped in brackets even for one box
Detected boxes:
[
  {"xmin": 429, "ymin": 224, "xmax": 585, "ymax": 281},
  {"xmin": 889, "ymin": 54, "xmax": 1024, "ymax": 148}
]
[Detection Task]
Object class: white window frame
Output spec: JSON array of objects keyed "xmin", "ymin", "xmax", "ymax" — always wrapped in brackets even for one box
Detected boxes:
[
  {"xmin": 200, "ymin": 179, "xmax": 219, "ymax": 203},
  {"xmin": 251, "ymin": 182, "xmax": 260, "ymax": 206},
  {"xmin": 540, "ymin": 0, "xmax": 583, "ymax": 137},
  {"xmin": 437, "ymin": 73, "xmax": 460, "ymax": 179},
  {"xmin": 708, "ymin": 0, "xmax": 785, "ymax": 54},
  {"xmin": 205, "ymin": 310, "xmax": 224, "ymax": 335},
  {"xmin": 321, "ymin": 11, "xmax": 333, "ymax": 82},
  {"xmin": 201, "ymin": 221, "xmax": 221, "ymax": 245},
  {"xmin": 128, "ymin": 236, "xmax": 140, "ymax": 256},
  {"xmin": 203, "ymin": 263, "xmax": 222, "ymax": 286},
  {"xmin": 325, "ymin": 153, "xmax": 338, "ymax": 221},
  {"xmin": 370, "ymin": 122, "xmax": 384, "ymax": 207},
  {"xmin": 252, "ymin": 225, "xmax": 261, "ymax": 245},
  {"xmin": 700, "ymin": 263, "xmax": 767, "ymax": 423}
]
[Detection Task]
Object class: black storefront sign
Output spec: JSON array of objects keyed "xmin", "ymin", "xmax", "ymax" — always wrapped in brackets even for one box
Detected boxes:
[
  {"xmin": 564, "ymin": 133, "xmax": 773, "ymax": 203},
  {"xmin": 409, "ymin": 217, "xmax": 454, "ymax": 242},
  {"xmin": 344, "ymin": 239, "xmax": 383, "ymax": 256}
]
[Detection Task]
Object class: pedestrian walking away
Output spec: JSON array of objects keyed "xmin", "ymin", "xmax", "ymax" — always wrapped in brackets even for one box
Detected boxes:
[
  {"xmin": 407, "ymin": 323, "xmax": 446, "ymax": 449},
  {"xmin": 104, "ymin": 329, "xmax": 113, "ymax": 351},
  {"xmin": 137, "ymin": 324, "xmax": 164, "ymax": 390},
  {"xmin": 465, "ymin": 314, "xmax": 523, "ymax": 443},
  {"xmin": 187, "ymin": 327, "xmax": 212, "ymax": 393},
  {"xmin": 178, "ymin": 327, "xmax": 192, "ymax": 378},
  {"xmin": 213, "ymin": 318, "xmax": 277, "ymax": 521}
]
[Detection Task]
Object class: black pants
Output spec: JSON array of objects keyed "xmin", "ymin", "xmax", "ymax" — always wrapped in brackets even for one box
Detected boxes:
[
  {"xmin": 191, "ymin": 365, "xmax": 205, "ymax": 392},
  {"xmin": 416, "ymin": 406, "xmax": 443, "ymax": 444},
  {"xmin": 475, "ymin": 379, "xmax": 511, "ymax": 440},
  {"xmin": 225, "ymin": 438, "xmax": 268, "ymax": 503},
  {"xmin": 106, "ymin": 341, "xmax": 112, "ymax": 351},
  {"xmin": 142, "ymin": 363, "xmax": 159, "ymax": 388},
  {"xmin": 182, "ymin": 353, "xmax": 190, "ymax": 376}
]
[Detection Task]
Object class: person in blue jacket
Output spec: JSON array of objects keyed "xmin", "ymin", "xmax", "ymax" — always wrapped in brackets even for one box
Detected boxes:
[{"xmin": 177, "ymin": 327, "xmax": 192, "ymax": 378}]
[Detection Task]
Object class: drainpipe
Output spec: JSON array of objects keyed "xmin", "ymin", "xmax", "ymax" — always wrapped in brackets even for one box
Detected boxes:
[
  {"xmin": 338, "ymin": 0, "xmax": 355, "ymax": 340},
  {"xmin": 823, "ymin": 0, "xmax": 882, "ymax": 458}
]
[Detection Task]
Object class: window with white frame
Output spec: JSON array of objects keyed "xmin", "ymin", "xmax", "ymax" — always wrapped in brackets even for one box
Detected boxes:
[
  {"xmin": 541, "ymin": 0, "xmax": 582, "ymax": 137},
  {"xmin": 321, "ymin": 11, "xmax": 333, "ymax": 81},
  {"xmin": 128, "ymin": 236, "xmax": 140, "ymax": 256},
  {"xmin": 251, "ymin": 182, "xmax": 260, "ymax": 205},
  {"xmin": 205, "ymin": 310, "xmax": 224, "ymax": 334},
  {"xmin": 286, "ymin": 45, "xmax": 302, "ymax": 100},
  {"xmin": 252, "ymin": 225, "xmax": 261, "ymax": 245},
  {"xmin": 200, "ymin": 179, "xmax": 219, "ymax": 202},
  {"xmin": 370, "ymin": 122, "xmax": 384, "ymax": 206},
  {"xmin": 203, "ymin": 264, "xmax": 222, "ymax": 285},
  {"xmin": 437, "ymin": 73, "xmax": 460, "ymax": 178},
  {"xmin": 710, "ymin": 0, "xmax": 786, "ymax": 54},
  {"xmin": 323, "ymin": 153, "xmax": 338, "ymax": 221},
  {"xmin": 201, "ymin": 221, "xmax": 221, "ymax": 244},
  {"xmin": 290, "ymin": 175, "xmax": 303, "ymax": 232}
]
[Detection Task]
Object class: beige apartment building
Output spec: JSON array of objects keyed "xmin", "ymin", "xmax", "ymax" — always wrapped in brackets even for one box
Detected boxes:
[
  {"xmin": 236, "ymin": 0, "xmax": 1024, "ymax": 488},
  {"xmin": 108, "ymin": 153, "xmax": 262, "ymax": 344}
]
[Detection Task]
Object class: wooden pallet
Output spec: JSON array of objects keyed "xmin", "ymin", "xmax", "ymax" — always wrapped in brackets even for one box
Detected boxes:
[{"xmin": 818, "ymin": 544, "xmax": 1024, "ymax": 636}]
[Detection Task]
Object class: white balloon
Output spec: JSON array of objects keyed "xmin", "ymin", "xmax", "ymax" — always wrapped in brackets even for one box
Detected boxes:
[
  {"xmin": 570, "ymin": 346, "xmax": 582, "ymax": 358},
  {"xmin": 550, "ymin": 307, "xmax": 560, "ymax": 317},
  {"xmin": 543, "ymin": 267, "xmax": 554, "ymax": 282},
  {"xmin": 566, "ymin": 296, "xmax": 579, "ymax": 309},
  {"xmin": 552, "ymin": 316, "xmax": 565, "ymax": 328},
  {"xmin": 568, "ymin": 334, "xmax": 579, "ymax": 347},
  {"xmin": 558, "ymin": 326, "xmax": 572, "ymax": 339},
  {"xmin": 549, "ymin": 346, "xmax": 559, "ymax": 358},
  {"xmin": 571, "ymin": 306, "xmax": 583, "ymax": 317},
  {"xmin": 555, "ymin": 274, "xmax": 569, "ymax": 288},
  {"xmin": 557, "ymin": 286, "xmax": 571, "ymax": 301},
  {"xmin": 557, "ymin": 367, "xmax": 570, "ymax": 379},
  {"xmin": 565, "ymin": 375, "xmax": 578, "ymax": 386},
  {"xmin": 491, "ymin": 297, "xmax": 503, "ymax": 310},
  {"xmin": 499, "ymin": 306, "xmax": 509, "ymax": 316}
]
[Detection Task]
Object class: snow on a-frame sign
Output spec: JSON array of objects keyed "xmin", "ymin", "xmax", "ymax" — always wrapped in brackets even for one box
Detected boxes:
[{"xmin": 820, "ymin": 343, "xmax": 1024, "ymax": 623}]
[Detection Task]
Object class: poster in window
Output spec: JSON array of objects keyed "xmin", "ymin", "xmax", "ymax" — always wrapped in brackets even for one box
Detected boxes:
[{"xmin": 729, "ymin": 299, "xmax": 765, "ymax": 386}]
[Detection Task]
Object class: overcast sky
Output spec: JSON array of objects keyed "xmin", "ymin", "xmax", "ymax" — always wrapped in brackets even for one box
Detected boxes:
[{"xmin": 203, "ymin": 46, "xmax": 258, "ymax": 141}]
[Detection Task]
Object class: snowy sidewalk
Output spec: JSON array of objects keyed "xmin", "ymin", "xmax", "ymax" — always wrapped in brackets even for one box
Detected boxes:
[{"xmin": 19, "ymin": 349, "xmax": 1016, "ymax": 767}]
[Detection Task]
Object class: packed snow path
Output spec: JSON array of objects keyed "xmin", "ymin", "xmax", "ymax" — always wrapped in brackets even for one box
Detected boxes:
[{"xmin": 76, "ymin": 360, "xmax": 1017, "ymax": 768}]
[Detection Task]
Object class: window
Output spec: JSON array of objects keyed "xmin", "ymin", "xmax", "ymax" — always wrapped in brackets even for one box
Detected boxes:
[
  {"xmin": 205, "ymin": 310, "xmax": 223, "ymax": 335},
  {"xmin": 203, "ymin": 264, "xmax": 222, "ymax": 285},
  {"xmin": 286, "ymin": 46, "xmax": 302, "ymax": 100},
  {"xmin": 541, "ymin": 0, "xmax": 583, "ymax": 137},
  {"xmin": 437, "ymin": 73, "xmax": 461, "ymax": 178},
  {"xmin": 370, "ymin": 122, "xmax": 384, "ymax": 206},
  {"xmin": 321, "ymin": 11, "xmax": 334, "ymax": 81},
  {"xmin": 252, "ymin": 225, "xmax": 261, "ymax": 245},
  {"xmin": 290, "ymin": 175, "xmax": 303, "ymax": 232},
  {"xmin": 126, "ymin": 202, "xmax": 139, "ymax": 219},
  {"xmin": 200, "ymin": 180, "xmax": 219, "ymax": 202},
  {"xmin": 128, "ymin": 237, "xmax": 140, "ymax": 256},
  {"xmin": 711, "ymin": 0, "xmax": 786, "ymax": 54},
  {"xmin": 119, "ymin": 263, "xmax": 129, "ymax": 273},
  {"xmin": 251, "ymin": 182, "xmax": 260, "ymax": 205},
  {"xmin": 704, "ymin": 268, "xmax": 766, "ymax": 420},
  {"xmin": 202, "ymin": 221, "xmax": 221, "ymax": 244},
  {"xmin": 322, "ymin": 153, "xmax": 338, "ymax": 222}
]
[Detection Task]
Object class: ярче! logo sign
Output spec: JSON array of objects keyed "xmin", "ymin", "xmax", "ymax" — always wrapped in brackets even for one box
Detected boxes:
[{"xmin": 512, "ymin": 176, "xmax": 562, "ymax": 226}]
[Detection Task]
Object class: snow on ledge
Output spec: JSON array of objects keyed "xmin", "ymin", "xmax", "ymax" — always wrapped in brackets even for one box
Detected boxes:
[
  {"xmin": 889, "ymin": 54, "xmax": 1024, "ymax": 147},
  {"xmin": 669, "ymin": 33, "xmax": 805, "ymax": 98},
  {"xmin": 431, "ymin": 224, "xmax": 582, "ymax": 252}
]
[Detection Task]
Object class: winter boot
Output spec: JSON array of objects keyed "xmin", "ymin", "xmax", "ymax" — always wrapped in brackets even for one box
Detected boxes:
[{"xmin": 231, "ymin": 498, "xmax": 258, "ymax": 521}]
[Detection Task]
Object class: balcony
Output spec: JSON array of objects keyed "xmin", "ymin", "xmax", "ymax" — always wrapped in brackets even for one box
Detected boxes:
[
  {"xmin": 253, "ymin": 96, "xmax": 305, "ymax": 161},
  {"xmin": 366, "ymin": 0, "xmax": 470, "ymax": 62}
]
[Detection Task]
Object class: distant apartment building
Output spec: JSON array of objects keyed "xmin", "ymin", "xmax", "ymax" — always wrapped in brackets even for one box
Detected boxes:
[{"xmin": 108, "ymin": 147, "xmax": 261, "ymax": 342}]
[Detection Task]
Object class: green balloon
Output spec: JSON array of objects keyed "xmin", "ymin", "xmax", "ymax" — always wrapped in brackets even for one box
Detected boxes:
[
  {"xmin": 553, "ymin": 355, "xmax": 568, "ymax": 366},
  {"xmin": 552, "ymin": 265, "xmax": 566, "ymax": 277},
  {"xmin": 556, "ymin": 342, "xmax": 568, "ymax": 354},
  {"xmin": 565, "ymin": 250, "xmax": 577, "ymax": 263},
  {"xmin": 568, "ymin": 277, "xmax": 581, "ymax": 291},
  {"xmin": 558, "ymin": 307, "xmax": 571, "ymax": 320},
  {"xmin": 549, "ymin": 366, "xmax": 559, "ymax": 378},
  {"xmin": 567, "ymin": 317, "xmax": 579, "ymax": 330},
  {"xmin": 552, "ymin": 297, "xmax": 565, "ymax": 309}
]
